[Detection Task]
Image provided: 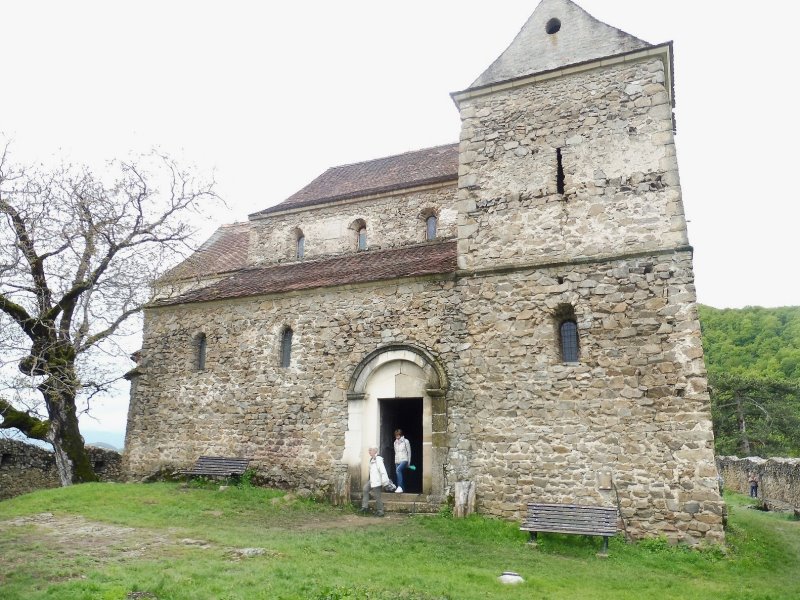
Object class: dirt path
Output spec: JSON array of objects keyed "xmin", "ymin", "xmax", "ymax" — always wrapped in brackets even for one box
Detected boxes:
[{"xmin": 0, "ymin": 510, "xmax": 397, "ymax": 562}]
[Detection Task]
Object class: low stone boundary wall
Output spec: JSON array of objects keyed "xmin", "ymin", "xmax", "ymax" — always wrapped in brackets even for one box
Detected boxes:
[
  {"xmin": 0, "ymin": 438, "xmax": 122, "ymax": 501},
  {"xmin": 716, "ymin": 455, "xmax": 800, "ymax": 510}
]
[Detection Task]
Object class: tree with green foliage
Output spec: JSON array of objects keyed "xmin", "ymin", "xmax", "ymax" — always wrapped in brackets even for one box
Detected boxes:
[
  {"xmin": 0, "ymin": 141, "xmax": 218, "ymax": 484},
  {"xmin": 699, "ymin": 305, "xmax": 800, "ymax": 457},
  {"xmin": 710, "ymin": 373, "xmax": 800, "ymax": 457},
  {"xmin": 699, "ymin": 305, "xmax": 800, "ymax": 381}
]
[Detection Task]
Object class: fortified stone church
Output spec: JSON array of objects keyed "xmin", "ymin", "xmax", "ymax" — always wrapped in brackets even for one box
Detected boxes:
[{"xmin": 124, "ymin": 0, "xmax": 725, "ymax": 544}]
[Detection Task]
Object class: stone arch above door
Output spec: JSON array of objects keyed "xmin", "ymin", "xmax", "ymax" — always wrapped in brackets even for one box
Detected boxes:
[{"xmin": 347, "ymin": 344, "xmax": 448, "ymax": 398}]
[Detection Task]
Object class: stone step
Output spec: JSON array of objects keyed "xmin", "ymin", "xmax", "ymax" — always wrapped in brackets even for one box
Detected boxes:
[{"xmin": 356, "ymin": 492, "xmax": 442, "ymax": 514}]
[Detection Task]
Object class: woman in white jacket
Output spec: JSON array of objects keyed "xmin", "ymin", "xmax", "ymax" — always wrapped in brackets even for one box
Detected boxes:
[
  {"xmin": 393, "ymin": 429, "xmax": 411, "ymax": 493},
  {"xmin": 360, "ymin": 447, "xmax": 389, "ymax": 516}
]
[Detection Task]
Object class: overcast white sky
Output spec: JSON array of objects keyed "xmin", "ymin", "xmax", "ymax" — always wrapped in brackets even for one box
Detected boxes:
[{"xmin": 2, "ymin": 1, "xmax": 797, "ymax": 445}]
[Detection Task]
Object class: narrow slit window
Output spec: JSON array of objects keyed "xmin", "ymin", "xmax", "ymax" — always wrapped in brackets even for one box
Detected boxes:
[
  {"xmin": 296, "ymin": 234, "xmax": 305, "ymax": 259},
  {"xmin": 426, "ymin": 215, "xmax": 437, "ymax": 241},
  {"xmin": 197, "ymin": 333, "xmax": 207, "ymax": 370},
  {"xmin": 560, "ymin": 320, "xmax": 579, "ymax": 363},
  {"xmin": 556, "ymin": 148, "xmax": 565, "ymax": 194},
  {"xmin": 280, "ymin": 327, "xmax": 293, "ymax": 368}
]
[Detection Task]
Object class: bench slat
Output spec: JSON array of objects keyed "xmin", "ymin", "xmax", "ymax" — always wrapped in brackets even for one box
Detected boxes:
[
  {"xmin": 520, "ymin": 502, "xmax": 619, "ymax": 537},
  {"xmin": 180, "ymin": 456, "xmax": 251, "ymax": 477}
]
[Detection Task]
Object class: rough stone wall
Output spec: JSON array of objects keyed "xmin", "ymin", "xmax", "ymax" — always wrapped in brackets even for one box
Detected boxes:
[
  {"xmin": 452, "ymin": 250, "xmax": 723, "ymax": 544},
  {"xmin": 125, "ymin": 248, "xmax": 722, "ymax": 543},
  {"xmin": 248, "ymin": 185, "xmax": 458, "ymax": 265},
  {"xmin": 123, "ymin": 275, "xmax": 463, "ymax": 494},
  {"xmin": 0, "ymin": 438, "xmax": 122, "ymax": 500},
  {"xmin": 717, "ymin": 456, "xmax": 800, "ymax": 510},
  {"xmin": 456, "ymin": 58, "xmax": 687, "ymax": 271}
]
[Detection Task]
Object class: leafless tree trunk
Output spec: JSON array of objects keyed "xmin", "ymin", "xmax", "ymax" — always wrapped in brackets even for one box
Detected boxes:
[
  {"xmin": 0, "ymin": 140, "xmax": 219, "ymax": 484},
  {"xmin": 735, "ymin": 394, "xmax": 751, "ymax": 456}
]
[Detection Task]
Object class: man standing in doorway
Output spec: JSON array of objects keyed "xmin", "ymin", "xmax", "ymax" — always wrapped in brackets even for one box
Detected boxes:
[{"xmin": 394, "ymin": 428, "xmax": 411, "ymax": 494}]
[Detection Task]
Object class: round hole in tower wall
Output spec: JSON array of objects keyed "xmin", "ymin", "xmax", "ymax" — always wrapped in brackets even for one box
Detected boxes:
[{"xmin": 546, "ymin": 18, "xmax": 561, "ymax": 34}]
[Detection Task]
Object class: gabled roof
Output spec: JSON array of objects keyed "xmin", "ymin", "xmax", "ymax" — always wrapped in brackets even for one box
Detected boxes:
[
  {"xmin": 154, "ymin": 240, "xmax": 458, "ymax": 306},
  {"xmin": 470, "ymin": 0, "xmax": 651, "ymax": 89},
  {"xmin": 159, "ymin": 222, "xmax": 250, "ymax": 282},
  {"xmin": 251, "ymin": 143, "xmax": 458, "ymax": 217}
]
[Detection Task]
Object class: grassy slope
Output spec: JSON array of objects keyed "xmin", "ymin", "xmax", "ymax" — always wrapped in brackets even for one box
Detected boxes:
[{"xmin": 0, "ymin": 483, "xmax": 799, "ymax": 600}]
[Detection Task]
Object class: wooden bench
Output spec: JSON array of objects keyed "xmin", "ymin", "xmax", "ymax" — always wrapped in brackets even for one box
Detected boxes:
[
  {"xmin": 520, "ymin": 502, "xmax": 618, "ymax": 555},
  {"xmin": 179, "ymin": 456, "xmax": 251, "ymax": 481}
]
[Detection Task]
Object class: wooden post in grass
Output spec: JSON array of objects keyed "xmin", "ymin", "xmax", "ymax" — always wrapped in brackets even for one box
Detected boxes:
[
  {"xmin": 454, "ymin": 480, "xmax": 475, "ymax": 518},
  {"xmin": 332, "ymin": 465, "xmax": 350, "ymax": 506}
]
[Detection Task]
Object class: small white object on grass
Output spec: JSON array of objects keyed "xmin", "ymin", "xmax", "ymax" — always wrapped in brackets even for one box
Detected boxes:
[{"xmin": 498, "ymin": 571, "xmax": 524, "ymax": 585}]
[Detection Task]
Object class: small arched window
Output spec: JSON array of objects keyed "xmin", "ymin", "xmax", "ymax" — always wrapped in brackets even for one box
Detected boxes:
[
  {"xmin": 296, "ymin": 234, "xmax": 305, "ymax": 259},
  {"xmin": 358, "ymin": 226, "xmax": 367, "ymax": 251},
  {"xmin": 425, "ymin": 215, "xmax": 437, "ymax": 241},
  {"xmin": 280, "ymin": 327, "xmax": 293, "ymax": 368},
  {"xmin": 554, "ymin": 303, "xmax": 580, "ymax": 363},
  {"xmin": 560, "ymin": 320, "xmax": 579, "ymax": 363},
  {"xmin": 197, "ymin": 333, "xmax": 207, "ymax": 370},
  {"xmin": 349, "ymin": 218, "xmax": 367, "ymax": 251}
]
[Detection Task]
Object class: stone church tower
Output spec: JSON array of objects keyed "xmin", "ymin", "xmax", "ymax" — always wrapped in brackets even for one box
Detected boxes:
[{"xmin": 124, "ymin": 0, "xmax": 724, "ymax": 544}]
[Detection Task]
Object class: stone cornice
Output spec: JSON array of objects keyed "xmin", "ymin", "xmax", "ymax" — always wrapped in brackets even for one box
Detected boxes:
[
  {"xmin": 456, "ymin": 245, "xmax": 693, "ymax": 279},
  {"xmin": 451, "ymin": 42, "xmax": 674, "ymax": 108}
]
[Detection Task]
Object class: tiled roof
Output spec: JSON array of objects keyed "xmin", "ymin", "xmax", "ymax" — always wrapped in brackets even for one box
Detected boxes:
[
  {"xmin": 159, "ymin": 222, "xmax": 250, "ymax": 281},
  {"xmin": 155, "ymin": 240, "xmax": 457, "ymax": 306},
  {"xmin": 251, "ymin": 143, "xmax": 459, "ymax": 217}
]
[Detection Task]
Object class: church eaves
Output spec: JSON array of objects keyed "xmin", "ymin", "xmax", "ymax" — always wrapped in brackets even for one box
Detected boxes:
[
  {"xmin": 153, "ymin": 240, "xmax": 458, "ymax": 306},
  {"xmin": 470, "ymin": 0, "xmax": 651, "ymax": 89}
]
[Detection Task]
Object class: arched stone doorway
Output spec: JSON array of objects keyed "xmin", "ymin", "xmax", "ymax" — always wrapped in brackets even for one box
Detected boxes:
[{"xmin": 343, "ymin": 344, "xmax": 448, "ymax": 498}]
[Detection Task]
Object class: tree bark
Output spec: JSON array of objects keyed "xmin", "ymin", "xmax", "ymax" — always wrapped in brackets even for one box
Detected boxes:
[
  {"xmin": 40, "ymin": 368, "xmax": 98, "ymax": 485},
  {"xmin": 735, "ymin": 394, "xmax": 751, "ymax": 455}
]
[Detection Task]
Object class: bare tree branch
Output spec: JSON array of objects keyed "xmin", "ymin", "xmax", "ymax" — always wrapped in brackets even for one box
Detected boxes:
[
  {"xmin": 0, "ymin": 139, "xmax": 221, "ymax": 484},
  {"xmin": 0, "ymin": 397, "xmax": 50, "ymax": 441}
]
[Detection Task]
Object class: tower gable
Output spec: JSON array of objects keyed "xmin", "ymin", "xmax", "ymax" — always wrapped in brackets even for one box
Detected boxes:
[{"xmin": 471, "ymin": 0, "xmax": 651, "ymax": 89}]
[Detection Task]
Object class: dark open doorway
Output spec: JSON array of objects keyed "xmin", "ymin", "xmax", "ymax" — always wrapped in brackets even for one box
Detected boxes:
[{"xmin": 379, "ymin": 397, "xmax": 423, "ymax": 494}]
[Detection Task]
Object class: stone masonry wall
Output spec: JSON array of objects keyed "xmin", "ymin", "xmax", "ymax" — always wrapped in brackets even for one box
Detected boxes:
[
  {"xmin": 452, "ymin": 250, "xmax": 723, "ymax": 545},
  {"xmin": 0, "ymin": 438, "xmax": 122, "ymax": 501},
  {"xmin": 456, "ymin": 58, "xmax": 687, "ymax": 271},
  {"xmin": 717, "ymin": 456, "xmax": 800, "ymax": 510},
  {"xmin": 248, "ymin": 185, "xmax": 458, "ymax": 265},
  {"xmin": 126, "ymin": 247, "xmax": 723, "ymax": 544},
  {"xmin": 123, "ymin": 274, "xmax": 463, "ymax": 494}
]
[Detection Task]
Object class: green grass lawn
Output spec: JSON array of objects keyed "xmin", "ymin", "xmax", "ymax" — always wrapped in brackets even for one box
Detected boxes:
[{"xmin": 0, "ymin": 482, "xmax": 798, "ymax": 599}]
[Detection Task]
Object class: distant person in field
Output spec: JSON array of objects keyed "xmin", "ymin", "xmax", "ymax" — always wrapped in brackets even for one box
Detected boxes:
[
  {"xmin": 393, "ymin": 428, "xmax": 411, "ymax": 493},
  {"xmin": 748, "ymin": 472, "xmax": 759, "ymax": 498}
]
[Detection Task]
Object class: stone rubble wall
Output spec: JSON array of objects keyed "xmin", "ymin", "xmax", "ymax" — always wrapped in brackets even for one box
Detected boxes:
[
  {"xmin": 123, "ymin": 275, "xmax": 463, "ymax": 496},
  {"xmin": 456, "ymin": 58, "xmax": 687, "ymax": 271},
  {"xmin": 248, "ymin": 185, "xmax": 458, "ymax": 265},
  {"xmin": 125, "ymin": 248, "xmax": 723, "ymax": 544},
  {"xmin": 0, "ymin": 438, "xmax": 122, "ymax": 501},
  {"xmin": 452, "ymin": 250, "xmax": 722, "ymax": 545},
  {"xmin": 717, "ymin": 456, "xmax": 800, "ymax": 510}
]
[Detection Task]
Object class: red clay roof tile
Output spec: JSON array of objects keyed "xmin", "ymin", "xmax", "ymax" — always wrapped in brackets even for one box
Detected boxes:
[
  {"xmin": 251, "ymin": 143, "xmax": 458, "ymax": 216},
  {"xmin": 155, "ymin": 240, "xmax": 457, "ymax": 306},
  {"xmin": 160, "ymin": 222, "xmax": 250, "ymax": 281}
]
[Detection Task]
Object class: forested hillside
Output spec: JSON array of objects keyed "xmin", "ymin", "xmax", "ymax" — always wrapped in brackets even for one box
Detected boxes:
[
  {"xmin": 698, "ymin": 305, "xmax": 800, "ymax": 457},
  {"xmin": 699, "ymin": 306, "xmax": 800, "ymax": 380}
]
